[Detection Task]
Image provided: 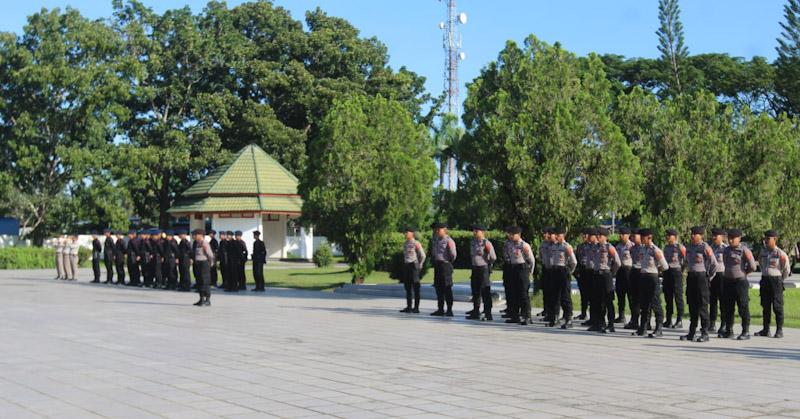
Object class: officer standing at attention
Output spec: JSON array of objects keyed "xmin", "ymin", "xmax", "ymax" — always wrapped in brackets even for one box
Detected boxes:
[
  {"xmin": 430, "ymin": 222, "xmax": 457, "ymax": 316},
  {"xmin": 614, "ymin": 227, "xmax": 635, "ymax": 325},
  {"xmin": 625, "ymin": 229, "xmax": 643, "ymax": 330},
  {"xmin": 539, "ymin": 228, "xmax": 553, "ymax": 322},
  {"xmin": 235, "ymin": 231, "xmax": 248, "ymax": 291},
  {"xmin": 163, "ymin": 230, "xmax": 179, "ymax": 290},
  {"xmin": 218, "ymin": 231, "xmax": 229, "ymax": 290},
  {"xmin": 633, "ymin": 229, "xmax": 668, "ymax": 338},
  {"xmin": 224, "ymin": 231, "xmax": 239, "ymax": 292},
  {"xmin": 66, "ymin": 235, "xmax": 80, "ymax": 281},
  {"xmin": 708, "ymin": 228, "xmax": 728, "ymax": 334},
  {"xmin": 103, "ymin": 229, "xmax": 115, "ymax": 284},
  {"xmin": 721, "ymin": 229, "xmax": 756, "ymax": 340},
  {"xmin": 126, "ymin": 230, "xmax": 141, "ymax": 287},
  {"xmin": 681, "ymin": 226, "xmax": 718, "ymax": 342},
  {"xmin": 500, "ymin": 228, "xmax": 513, "ymax": 319},
  {"xmin": 574, "ymin": 229, "xmax": 592, "ymax": 321},
  {"xmin": 191, "ymin": 229, "xmax": 215, "ymax": 307},
  {"xmin": 400, "ymin": 226, "xmax": 426, "ymax": 314},
  {"xmin": 662, "ymin": 229, "xmax": 686, "ymax": 329},
  {"xmin": 208, "ymin": 230, "xmax": 219, "ymax": 288},
  {"xmin": 588, "ymin": 228, "xmax": 620, "ymax": 333},
  {"xmin": 756, "ymin": 230, "xmax": 791, "ymax": 338},
  {"xmin": 252, "ymin": 231, "xmax": 267, "ymax": 292},
  {"xmin": 91, "ymin": 231, "xmax": 102, "ymax": 283},
  {"xmin": 140, "ymin": 230, "xmax": 153, "ymax": 287},
  {"xmin": 177, "ymin": 229, "xmax": 192, "ymax": 291},
  {"xmin": 505, "ymin": 226, "xmax": 535, "ymax": 325},
  {"xmin": 55, "ymin": 236, "xmax": 65, "ymax": 280},
  {"xmin": 468, "ymin": 224, "xmax": 496, "ymax": 321},
  {"xmin": 150, "ymin": 229, "xmax": 165, "ymax": 289},
  {"xmin": 550, "ymin": 227, "xmax": 576, "ymax": 329},
  {"xmin": 114, "ymin": 231, "xmax": 126, "ymax": 285}
]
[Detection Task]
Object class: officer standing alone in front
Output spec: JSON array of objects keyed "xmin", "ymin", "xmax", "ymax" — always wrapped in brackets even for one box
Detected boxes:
[{"xmin": 252, "ymin": 231, "xmax": 267, "ymax": 292}]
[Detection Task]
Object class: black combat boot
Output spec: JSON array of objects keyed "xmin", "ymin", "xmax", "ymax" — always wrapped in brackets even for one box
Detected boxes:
[
  {"xmin": 193, "ymin": 295, "xmax": 204, "ymax": 306},
  {"xmin": 430, "ymin": 309, "xmax": 444, "ymax": 316},
  {"xmin": 648, "ymin": 327, "xmax": 663, "ymax": 338},
  {"xmin": 695, "ymin": 332, "xmax": 709, "ymax": 342},
  {"xmin": 203, "ymin": 294, "xmax": 211, "ymax": 306},
  {"xmin": 399, "ymin": 307, "xmax": 412, "ymax": 313},
  {"xmin": 754, "ymin": 328, "xmax": 770, "ymax": 337},
  {"xmin": 774, "ymin": 328, "xmax": 783, "ymax": 338}
]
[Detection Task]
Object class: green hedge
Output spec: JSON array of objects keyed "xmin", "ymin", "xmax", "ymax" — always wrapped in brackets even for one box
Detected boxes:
[{"xmin": 0, "ymin": 246, "xmax": 91, "ymax": 269}]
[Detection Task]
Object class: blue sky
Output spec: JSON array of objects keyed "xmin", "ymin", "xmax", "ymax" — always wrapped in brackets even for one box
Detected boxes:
[{"xmin": 0, "ymin": 1, "xmax": 787, "ymax": 108}]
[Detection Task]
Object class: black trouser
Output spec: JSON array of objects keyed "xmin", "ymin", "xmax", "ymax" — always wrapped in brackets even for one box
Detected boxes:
[
  {"xmin": 195, "ymin": 260, "xmax": 210, "ymax": 298},
  {"xmin": 165, "ymin": 260, "xmax": 177, "ymax": 289},
  {"xmin": 615, "ymin": 266, "xmax": 631, "ymax": 318},
  {"xmin": 253, "ymin": 262, "xmax": 265, "ymax": 290},
  {"xmin": 142, "ymin": 257, "xmax": 152, "ymax": 286},
  {"xmin": 470, "ymin": 265, "xmax": 491, "ymax": 315},
  {"xmin": 541, "ymin": 267, "xmax": 553, "ymax": 320},
  {"xmin": 238, "ymin": 262, "xmax": 247, "ymax": 290},
  {"xmin": 577, "ymin": 266, "xmax": 591, "ymax": 316},
  {"xmin": 127, "ymin": 258, "xmax": 140, "ymax": 286},
  {"xmin": 709, "ymin": 273, "xmax": 724, "ymax": 329},
  {"xmin": 92, "ymin": 257, "xmax": 101, "ymax": 281},
  {"xmin": 153, "ymin": 258, "xmax": 163, "ymax": 287},
  {"xmin": 404, "ymin": 262, "xmax": 421, "ymax": 309},
  {"xmin": 628, "ymin": 268, "xmax": 641, "ymax": 326},
  {"xmin": 179, "ymin": 259, "xmax": 191, "ymax": 290},
  {"xmin": 508, "ymin": 264, "xmax": 531, "ymax": 320},
  {"xmin": 502, "ymin": 265, "xmax": 510, "ymax": 309},
  {"xmin": 115, "ymin": 261, "xmax": 126, "ymax": 285},
  {"xmin": 686, "ymin": 271, "xmax": 710, "ymax": 336},
  {"xmin": 760, "ymin": 276, "xmax": 784, "ymax": 330},
  {"xmin": 591, "ymin": 270, "xmax": 615, "ymax": 328},
  {"xmin": 433, "ymin": 260, "xmax": 454, "ymax": 311},
  {"xmin": 662, "ymin": 268, "xmax": 684, "ymax": 322},
  {"xmin": 722, "ymin": 277, "xmax": 750, "ymax": 333},
  {"xmin": 210, "ymin": 263, "xmax": 218, "ymax": 287},
  {"xmin": 546, "ymin": 267, "xmax": 571, "ymax": 321},
  {"xmin": 104, "ymin": 256, "xmax": 114, "ymax": 282},
  {"xmin": 638, "ymin": 272, "xmax": 664, "ymax": 333}
]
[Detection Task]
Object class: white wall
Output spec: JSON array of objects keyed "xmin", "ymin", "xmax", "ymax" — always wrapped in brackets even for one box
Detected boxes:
[
  {"xmin": 212, "ymin": 214, "xmax": 261, "ymax": 260},
  {"xmin": 262, "ymin": 214, "xmax": 286, "ymax": 259},
  {"xmin": 0, "ymin": 235, "xmax": 28, "ymax": 248}
]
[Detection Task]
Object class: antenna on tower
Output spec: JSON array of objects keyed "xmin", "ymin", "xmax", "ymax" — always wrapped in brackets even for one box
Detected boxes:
[{"xmin": 439, "ymin": 0, "xmax": 466, "ymax": 117}]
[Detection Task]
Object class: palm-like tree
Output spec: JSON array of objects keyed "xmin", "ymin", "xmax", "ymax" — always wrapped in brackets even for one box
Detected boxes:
[{"xmin": 431, "ymin": 113, "xmax": 464, "ymax": 190}]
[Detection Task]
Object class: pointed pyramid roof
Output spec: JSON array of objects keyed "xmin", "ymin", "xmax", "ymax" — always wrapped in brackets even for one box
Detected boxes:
[{"xmin": 168, "ymin": 144, "xmax": 302, "ymax": 215}]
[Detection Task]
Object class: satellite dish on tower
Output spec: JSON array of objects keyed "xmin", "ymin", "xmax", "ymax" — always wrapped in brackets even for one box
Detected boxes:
[
  {"xmin": 459, "ymin": 52, "xmax": 466, "ymax": 60},
  {"xmin": 439, "ymin": 21, "xmax": 445, "ymax": 29},
  {"xmin": 458, "ymin": 12, "xmax": 468, "ymax": 24}
]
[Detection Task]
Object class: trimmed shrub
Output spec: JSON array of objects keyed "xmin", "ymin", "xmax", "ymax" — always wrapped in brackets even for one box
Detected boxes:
[
  {"xmin": 313, "ymin": 242, "xmax": 334, "ymax": 268},
  {"xmin": 0, "ymin": 246, "xmax": 92, "ymax": 269}
]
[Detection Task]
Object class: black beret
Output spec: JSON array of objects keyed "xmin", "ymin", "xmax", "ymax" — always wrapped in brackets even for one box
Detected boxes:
[
  {"xmin": 192, "ymin": 229, "xmax": 206, "ymax": 236},
  {"xmin": 597, "ymin": 227, "xmax": 609, "ymax": 236},
  {"xmin": 208, "ymin": 229, "xmax": 216, "ymax": 234},
  {"xmin": 253, "ymin": 231, "xmax": 261, "ymax": 236},
  {"xmin": 164, "ymin": 229, "xmax": 174, "ymax": 236},
  {"xmin": 103, "ymin": 228, "xmax": 111, "ymax": 233},
  {"xmin": 581, "ymin": 227, "xmax": 592, "ymax": 235},
  {"xmin": 234, "ymin": 230, "xmax": 243, "ymax": 236},
  {"xmin": 176, "ymin": 229, "xmax": 187, "ymax": 235},
  {"xmin": 471, "ymin": 224, "xmax": 486, "ymax": 231},
  {"xmin": 403, "ymin": 226, "xmax": 417, "ymax": 233},
  {"xmin": 618, "ymin": 226, "xmax": 631, "ymax": 234},
  {"xmin": 639, "ymin": 228, "xmax": 653, "ymax": 237},
  {"xmin": 226, "ymin": 231, "xmax": 234, "ymax": 236},
  {"xmin": 430, "ymin": 222, "xmax": 447, "ymax": 229},
  {"xmin": 128, "ymin": 229, "xmax": 136, "ymax": 234},
  {"xmin": 665, "ymin": 228, "xmax": 678, "ymax": 236},
  {"xmin": 710, "ymin": 228, "xmax": 725, "ymax": 236},
  {"xmin": 506, "ymin": 226, "xmax": 522, "ymax": 234},
  {"xmin": 553, "ymin": 226, "xmax": 566, "ymax": 234},
  {"xmin": 764, "ymin": 230, "xmax": 778, "ymax": 238},
  {"xmin": 91, "ymin": 230, "xmax": 99, "ymax": 235},
  {"xmin": 690, "ymin": 226, "xmax": 705, "ymax": 235},
  {"xmin": 727, "ymin": 229, "xmax": 742, "ymax": 238}
]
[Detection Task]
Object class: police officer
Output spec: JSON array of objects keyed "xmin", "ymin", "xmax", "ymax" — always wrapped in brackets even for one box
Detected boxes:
[
  {"xmin": 91, "ymin": 231, "xmax": 102, "ymax": 283},
  {"xmin": 126, "ymin": 229, "xmax": 141, "ymax": 287},
  {"xmin": 633, "ymin": 229, "xmax": 668, "ymax": 338},
  {"xmin": 721, "ymin": 229, "xmax": 756, "ymax": 340},
  {"xmin": 625, "ymin": 229, "xmax": 643, "ymax": 330},
  {"xmin": 681, "ymin": 226, "xmax": 718, "ymax": 342},
  {"xmin": 504, "ymin": 226, "xmax": 535, "ymax": 325},
  {"xmin": 574, "ymin": 228, "xmax": 592, "ymax": 321},
  {"xmin": 252, "ymin": 231, "xmax": 267, "ymax": 292},
  {"xmin": 614, "ymin": 227, "xmax": 635, "ymax": 325},
  {"xmin": 235, "ymin": 231, "xmax": 248, "ymax": 291},
  {"xmin": 589, "ymin": 228, "xmax": 620, "ymax": 333},
  {"xmin": 224, "ymin": 231, "xmax": 239, "ymax": 292},
  {"xmin": 550, "ymin": 227, "xmax": 576, "ymax": 329},
  {"xmin": 501, "ymin": 228, "xmax": 513, "ymax": 319},
  {"xmin": 539, "ymin": 228, "xmax": 553, "ymax": 322},
  {"xmin": 140, "ymin": 229, "xmax": 153, "ymax": 287},
  {"xmin": 218, "ymin": 231, "xmax": 229, "ymax": 290},
  {"xmin": 662, "ymin": 229, "xmax": 686, "ymax": 329},
  {"xmin": 208, "ymin": 230, "xmax": 219, "ymax": 288},
  {"xmin": 708, "ymin": 228, "xmax": 727, "ymax": 334},
  {"xmin": 756, "ymin": 230, "xmax": 791, "ymax": 338},
  {"xmin": 151, "ymin": 229, "xmax": 165, "ymax": 289},
  {"xmin": 175, "ymin": 230, "xmax": 191, "ymax": 291},
  {"xmin": 54, "ymin": 236, "xmax": 65, "ymax": 280},
  {"xmin": 430, "ymin": 222, "xmax": 456, "ymax": 316},
  {"xmin": 103, "ymin": 229, "xmax": 115, "ymax": 284},
  {"xmin": 468, "ymin": 224, "xmax": 496, "ymax": 320},
  {"xmin": 66, "ymin": 235, "xmax": 80, "ymax": 281},
  {"xmin": 114, "ymin": 230, "xmax": 126, "ymax": 285},
  {"xmin": 581, "ymin": 229, "xmax": 599, "ymax": 327},
  {"xmin": 163, "ymin": 230, "xmax": 179, "ymax": 290},
  {"xmin": 400, "ymin": 226, "xmax": 426, "ymax": 314},
  {"xmin": 191, "ymin": 229, "xmax": 215, "ymax": 307}
]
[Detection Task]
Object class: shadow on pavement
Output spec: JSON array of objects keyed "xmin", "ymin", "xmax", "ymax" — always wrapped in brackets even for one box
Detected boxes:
[{"xmin": 666, "ymin": 345, "xmax": 800, "ymax": 361}]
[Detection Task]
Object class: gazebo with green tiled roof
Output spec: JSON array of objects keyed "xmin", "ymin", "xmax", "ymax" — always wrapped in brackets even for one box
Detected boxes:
[{"xmin": 168, "ymin": 144, "xmax": 312, "ymax": 259}]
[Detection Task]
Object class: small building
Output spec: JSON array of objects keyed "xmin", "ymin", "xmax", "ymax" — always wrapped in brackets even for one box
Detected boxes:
[{"xmin": 167, "ymin": 144, "xmax": 313, "ymax": 260}]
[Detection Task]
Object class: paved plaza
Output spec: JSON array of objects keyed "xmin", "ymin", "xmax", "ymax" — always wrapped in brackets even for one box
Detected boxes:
[{"xmin": 1, "ymin": 269, "xmax": 800, "ymax": 419}]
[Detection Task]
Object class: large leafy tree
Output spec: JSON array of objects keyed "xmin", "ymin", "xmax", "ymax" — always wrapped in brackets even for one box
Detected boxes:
[
  {"xmin": 302, "ymin": 94, "xmax": 435, "ymax": 280},
  {"xmin": 0, "ymin": 8, "xmax": 128, "ymax": 242},
  {"xmin": 458, "ymin": 36, "xmax": 642, "ymax": 235}
]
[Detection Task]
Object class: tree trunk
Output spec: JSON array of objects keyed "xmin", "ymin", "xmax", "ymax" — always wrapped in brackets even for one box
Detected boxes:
[{"xmin": 157, "ymin": 171, "xmax": 172, "ymax": 229}]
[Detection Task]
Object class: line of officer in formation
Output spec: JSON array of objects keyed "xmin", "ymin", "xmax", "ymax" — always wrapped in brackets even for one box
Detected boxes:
[
  {"xmin": 55, "ymin": 228, "xmax": 270, "ymax": 304},
  {"xmin": 399, "ymin": 224, "xmax": 791, "ymax": 341}
]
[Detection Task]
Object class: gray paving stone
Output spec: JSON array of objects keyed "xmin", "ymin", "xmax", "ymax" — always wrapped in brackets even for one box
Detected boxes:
[{"xmin": 1, "ymin": 270, "xmax": 800, "ymax": 418}]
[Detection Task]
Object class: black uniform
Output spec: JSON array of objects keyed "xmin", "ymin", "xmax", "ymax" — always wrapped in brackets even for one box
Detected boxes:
[
  {"xmin": 126, "ymin": 236, "xmax": 141, "ymax": 286},
  {"xmin": 164, "ymin": 238, "xmax": 179, "ymax": 290},
  {"xmin": 236, "ymin": 238, "xmax": 248, "ymax": 290},
  {"xmin": 684, "ymin": 236, "xmax": 718, "ymax": 340},
  {"xmin": 91, "ymin": 238, "xmax": 102, "ymax": 283},
  {"xmin": 721, "ymin": 234, "xmax": 756, "ymax": 339},
  {"xmin": 430, "ymin": 230, "xmax": 457, "ymax": 315},
  {"xmin": 209, "ymin": 236, "xmax": 219, "ymax": 287},
  {"xmin": 114, "ymin": 235, "xmax": 126, "ymax": 285},
  {"xmin": 219, "ymin": 238, "xmax": 229, "ymax": 290},
  {"xmin": 103, "ymin": 235, "xmax": 115, "ymax": 283},
  {"xmin": 252, "ymin": 237, "xmax": 267, "ymax": 291},
  {"xmin": 141, "ymin": 238, "xmax": 153, "ymax": 287},
  {"xmin": 151, "ymin": 237, "xmax": 165, "ymax": 288},
  {"xmin": 178, "ymin": 237, "xmax": 192, "ymax": 291}
]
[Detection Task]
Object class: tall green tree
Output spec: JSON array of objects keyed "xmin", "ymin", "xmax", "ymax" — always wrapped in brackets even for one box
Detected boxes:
[
  {"xmin": 776, "ymin": 0, "xmax": 800, "ymax": 117},
  {"xmin": 301, "ymin": 94, "xmax": 435, "ymax": 281},
  {"xmin": 0, "ymin": 8, "xmax": 128, "ymax": 242},
  {"xmin": 458, "ymin": 36, "xmax": 642, "ymax": 234},
  {"xmin": 656, "ymin": 0, "xmax": 689, "ymax": 96}
]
